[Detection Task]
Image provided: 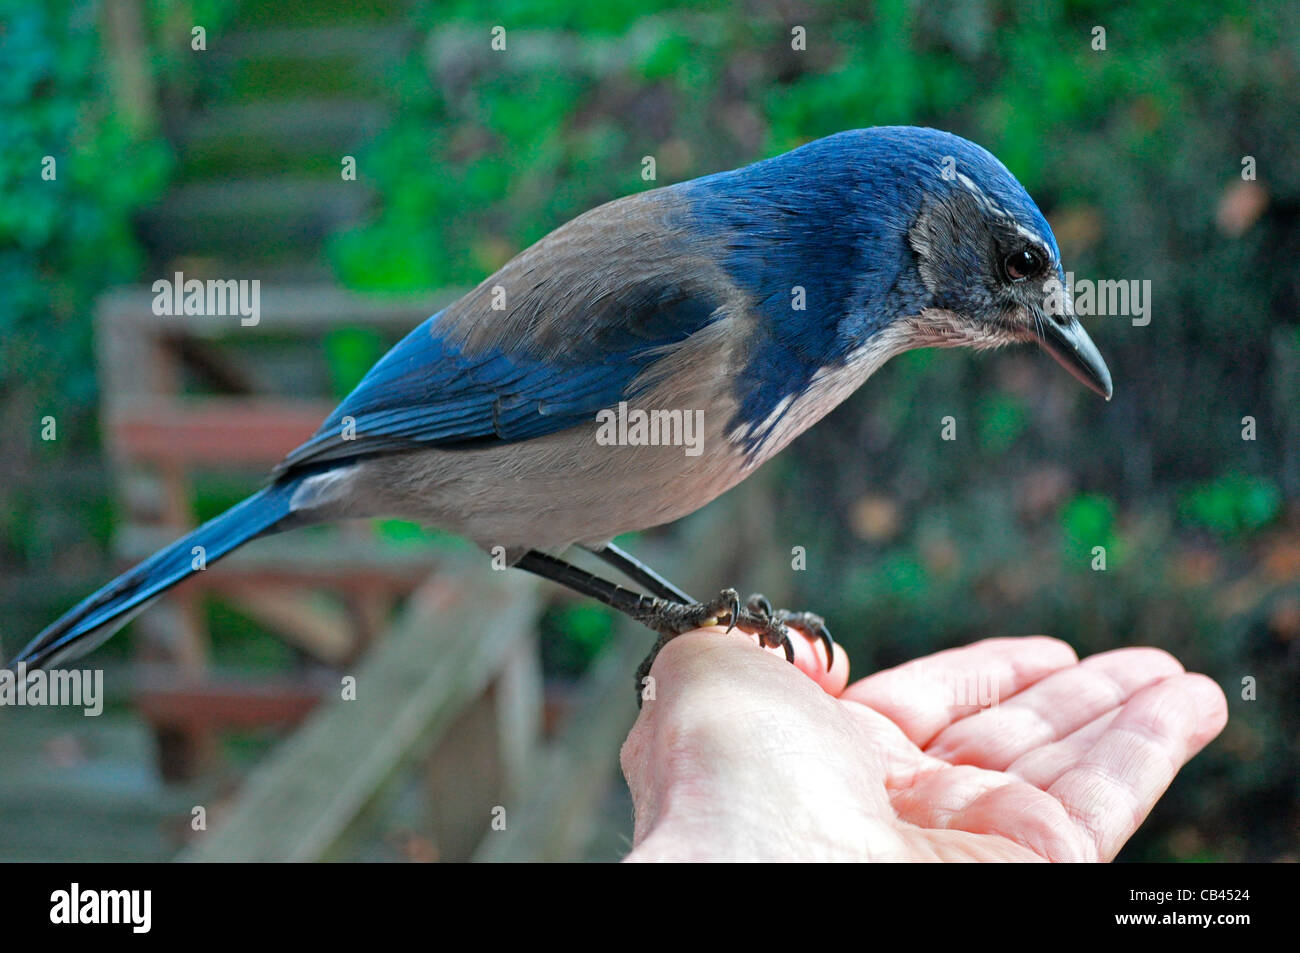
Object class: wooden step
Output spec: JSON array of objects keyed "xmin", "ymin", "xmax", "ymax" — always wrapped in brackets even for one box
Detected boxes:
[
  {"xmin": 0, "ymin": 705, "xmax": 204, "ymax": 861},
  {"xmin": 109, "ymin": 398, "xmax": 333, "ymax": 466},
  {"xmin": 135, "ymin": 177, "xmax": 375, "ymax": 254},
  {"xmin": 209, "ymin": 25, "xmax": 413, "ymax": 62},
  {"xmin": 177, "ymin": 98, "xmax": 389, "ymax": 155},
  {"xmin": 97, "ymin": 283, "xmax": 455, "ymax": 334}
]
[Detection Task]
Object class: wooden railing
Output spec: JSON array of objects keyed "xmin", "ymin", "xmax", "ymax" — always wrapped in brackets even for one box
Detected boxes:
[
  {"xmin": 89, "ymin": 5, "xmax": 650, "ymax": 860},
  {"xmin": 98, "ymin": 284, "xmax": 648, "ymax": 861}
]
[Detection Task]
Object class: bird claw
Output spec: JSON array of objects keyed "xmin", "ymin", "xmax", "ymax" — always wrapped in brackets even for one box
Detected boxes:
[
  {"xmin": 776, "ymin": 609, "xmax": 835, "ymax": 671},
  {"xmin": 742, "ymin": 595, "xmax": 834, "ymax": 670},
  {"xmin": 631, "ymin": 589, "xmax": 834, "ymax": 705}
]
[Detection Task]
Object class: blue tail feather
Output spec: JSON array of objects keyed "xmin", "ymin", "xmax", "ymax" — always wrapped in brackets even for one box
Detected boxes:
[{"xmin": 8, "ymin": 478, "xmax": 303, "ymax": 670}]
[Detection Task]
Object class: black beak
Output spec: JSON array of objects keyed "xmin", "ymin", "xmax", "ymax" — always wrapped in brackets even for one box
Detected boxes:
[{"xmin": 1034, "ymin": 315, "xmax": 1113, "ymax": 400}]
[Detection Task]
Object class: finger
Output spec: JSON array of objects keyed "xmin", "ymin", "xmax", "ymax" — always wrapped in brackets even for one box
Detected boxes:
[
  {"xmin": 924, "ymin": 648, "xmax": 1186, "ymax": 770},
  {"xmin": 1008, "ymin": 708, "xmax": 1120, "ymax": 790},
  {"xmin": 1047, "ymin": 673, "xmax": 1228, "ymax": 862},
  {"xmin": 842, "ymin": 637, "xmax": 1078, "ymax": 747}
]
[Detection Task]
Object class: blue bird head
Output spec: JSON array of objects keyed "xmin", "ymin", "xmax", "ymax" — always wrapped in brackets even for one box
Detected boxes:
[
  {"xmin": 893, "ymin": 129, "xmax": 1111, "ymax": 399},
  {"xmin": 686, "ymin": 126, "xmax": 1112, "ymax": 408}
]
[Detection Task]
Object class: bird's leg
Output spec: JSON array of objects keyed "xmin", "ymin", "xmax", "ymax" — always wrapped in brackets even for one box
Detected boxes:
[
  {"xmin": 515, "ymin": 549, "xmax": 744, "ymax": 636},
  {"xmin": 588, "ymin": 545, "xmax": 834, "ymax": 666},
  {"xmin": 514, "ymin": 550, "xmax": 835, "ymax": 702},
  {"xmin": 588, "ymin": 541, "xmax": 695, "ymax": 603},
  {"xmin": 515, "ymin": 551, "xmax": 749, "ymax": 699}
]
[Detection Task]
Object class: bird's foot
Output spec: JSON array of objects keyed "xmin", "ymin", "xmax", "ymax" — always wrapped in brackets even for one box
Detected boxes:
[
  {"xmin": 632, "ymin": 587, "xmax": 744, "ymax": 638},
  {"xmin": 741, "ymin": 593, "xmax": 835, "ymax": 670},
  {"xmin": 632, "ymin": 589, "xmax": 835, "ymax": 704}
]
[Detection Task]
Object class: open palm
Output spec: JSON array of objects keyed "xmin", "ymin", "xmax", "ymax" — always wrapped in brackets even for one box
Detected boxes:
[{"xmin": 622, "ymin": 632, "xmax": 1227, "ymax": 862}]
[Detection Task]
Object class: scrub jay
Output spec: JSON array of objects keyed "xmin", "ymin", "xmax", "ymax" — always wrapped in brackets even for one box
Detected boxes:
[{"xmin": 14, "ymin": 126, "xmax": 1112, "ymax": 688}]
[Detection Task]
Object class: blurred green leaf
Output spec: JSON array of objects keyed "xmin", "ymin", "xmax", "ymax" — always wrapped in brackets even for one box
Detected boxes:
[
  {"xmin": 977, "ymin": 394, "xmax": 1028, "ymax": 453},
  {"xmin": 323, "ymin": 326, "xmax": 387, "ymax": 397},
  {"xmin": 1178, "ymin": 474, "xmax": 1282, "ymax": 537},
  {"xmin": 1060, "ymin": 493, "xmax": 1117, "ymax": 565}
]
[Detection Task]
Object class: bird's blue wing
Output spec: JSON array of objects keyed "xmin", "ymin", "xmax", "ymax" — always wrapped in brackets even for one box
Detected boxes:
[
  {"xmin": 277, "ymin": 193, "xmax": 730, "ymax": 473},
  {"xmin": 276, "ymin": 315, "xmax": 674, "ymax": 471}
]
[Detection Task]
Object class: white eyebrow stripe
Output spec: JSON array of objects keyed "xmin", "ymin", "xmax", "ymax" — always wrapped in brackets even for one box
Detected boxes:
[
  {"xmin": 957, "ymin": 172, "xmax": 1056, "ymax": 262},
  {"xmin": 955, "ymin": 172, "xmax": 1011, "ymax": 219},
  {"xmin": 1014, "ymin": 223, "xmax": 1053, "ymax": 258}
]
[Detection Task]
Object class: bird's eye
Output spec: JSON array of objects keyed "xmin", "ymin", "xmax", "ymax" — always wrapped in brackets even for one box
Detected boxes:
[{"xmin": 1004, "ymin": 248, "xmax": 1043, "ymax": 282}]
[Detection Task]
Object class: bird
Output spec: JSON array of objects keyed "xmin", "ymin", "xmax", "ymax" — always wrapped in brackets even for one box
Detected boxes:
[{"xmin": 12, "ymin": 126, "xmax": 1112, "ymax": 692}]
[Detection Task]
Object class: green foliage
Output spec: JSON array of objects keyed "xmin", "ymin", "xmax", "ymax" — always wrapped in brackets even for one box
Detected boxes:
[
  {"xmin": 1060, "ymin": 493, "xmax": 1118, "ymax": 565},
  {"xmin": 539, "ymin": 602, "xmax": 615, "ymax": 677},
  {"xmin": 373, "ymin": 519, "xmax": 469, "ymax": 550},
  {"xmin": 0, "ymin": 0, "xmax": 171, "ymax": 574},
  {"xmin": 0, "ymin": 1, "xmax": 170, "ymax": 413},
  {"xmin": 976, "ymin": 394, "xmax": 1029, "ymax": 454},
  {"xmin": 323, "ymin": 326, "xmax": 387, "ymax": 397},
  {"xmin": 1178, "ymin": 474, "xmax": 1282, "ymax": 537}
]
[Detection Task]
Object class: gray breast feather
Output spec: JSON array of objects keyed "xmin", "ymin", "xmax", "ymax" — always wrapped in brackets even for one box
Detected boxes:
[{"xmin": 291, "ymin": 322, "xmax": 919, "ymax": 553}]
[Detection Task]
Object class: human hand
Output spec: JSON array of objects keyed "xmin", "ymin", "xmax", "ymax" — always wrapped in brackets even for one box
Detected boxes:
[{"xmin": 621, "ymin": 628, "xmax": 1227, "ymax": 861}]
